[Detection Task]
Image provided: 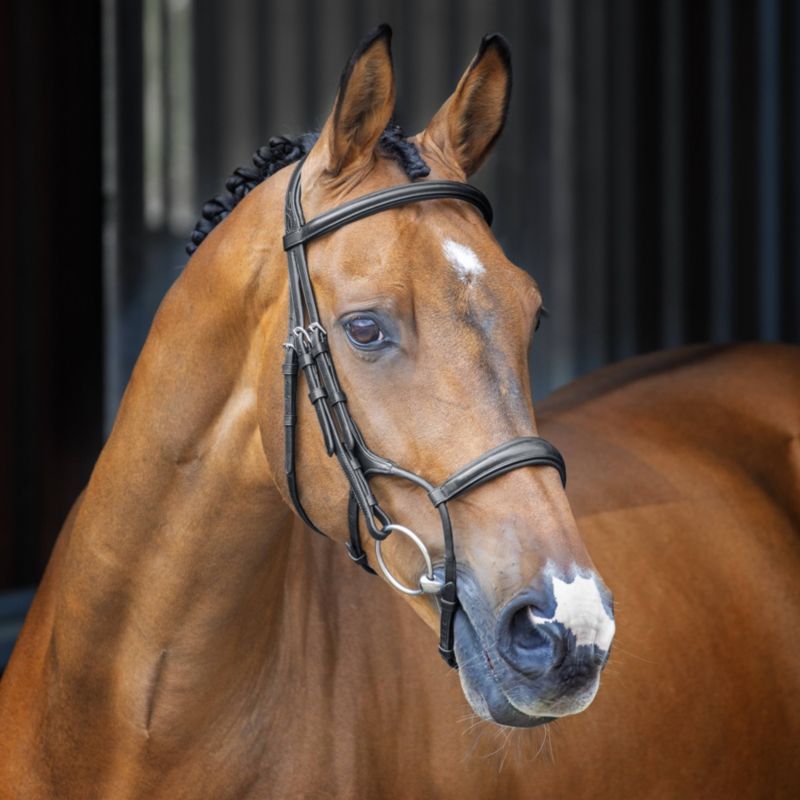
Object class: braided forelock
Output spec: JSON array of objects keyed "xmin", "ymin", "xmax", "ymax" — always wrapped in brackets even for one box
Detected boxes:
[{"xmin": 186, "ymin": 122, "xmax": 429, "ymax": 256}]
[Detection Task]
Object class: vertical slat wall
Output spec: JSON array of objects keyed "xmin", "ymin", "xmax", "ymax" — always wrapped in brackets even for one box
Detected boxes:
[{"xmin": 107, "ymin": 0, "xmax": 800, "ymax": 418}]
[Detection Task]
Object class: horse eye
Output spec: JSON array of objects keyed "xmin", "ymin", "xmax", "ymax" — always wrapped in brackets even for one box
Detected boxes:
[{"xmin": 344, "ymin": 316, "xmax": 386, "ymax": 349}]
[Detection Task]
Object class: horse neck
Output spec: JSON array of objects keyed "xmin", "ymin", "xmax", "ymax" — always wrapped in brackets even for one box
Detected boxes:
[{"xmin": 40, "ymin": 177, "xmax": 301, "ymax": 743}]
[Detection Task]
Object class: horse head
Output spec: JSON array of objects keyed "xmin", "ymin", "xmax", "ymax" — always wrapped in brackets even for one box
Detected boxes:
[{"xmin": 253, "ymin": 26, "xmax": 615, "ymax": 728}]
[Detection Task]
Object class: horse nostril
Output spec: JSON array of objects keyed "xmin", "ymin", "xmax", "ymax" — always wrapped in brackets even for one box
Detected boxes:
[
  {"xmin": 510, "ymin": 607, "xmax": 551, "ymax": 651},
  {"xmin": 504, "ymin": 607, "xmax": 567, "ymax": 675},
  {"xmin": 497, "ymin": 574, "xmax": 615, "ymax": 681}
]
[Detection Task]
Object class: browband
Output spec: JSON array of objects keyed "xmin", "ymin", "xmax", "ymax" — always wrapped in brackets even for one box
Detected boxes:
[{"xmin": 284, "ymin": 180, "xmax": 492, "ymax": 250}]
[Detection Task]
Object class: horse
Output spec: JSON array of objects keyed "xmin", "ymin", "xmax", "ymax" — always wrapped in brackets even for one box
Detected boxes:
[{"xmin": 2, "ymin": 25, "xmax": 799, "ymax": 799}]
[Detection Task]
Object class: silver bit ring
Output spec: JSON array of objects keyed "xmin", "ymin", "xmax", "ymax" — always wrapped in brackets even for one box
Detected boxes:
[{"xmin": 374, "ymin": 524, "xmax": 443, "ymax": 596}]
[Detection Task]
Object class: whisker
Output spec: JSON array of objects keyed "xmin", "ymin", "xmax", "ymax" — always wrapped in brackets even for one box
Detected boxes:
[
  {"xmin": 498, "ymin": 728, "xmax": 513, "ymax": 773},
  {"xmin": 534, "ymin": 726, "xmax": 548, "ymax": 760}
]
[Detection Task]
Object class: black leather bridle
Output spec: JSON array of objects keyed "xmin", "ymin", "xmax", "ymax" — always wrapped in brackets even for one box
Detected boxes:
[{"xmin": 282, "ymin": 159, "xmax": 566, "ymax": 667}]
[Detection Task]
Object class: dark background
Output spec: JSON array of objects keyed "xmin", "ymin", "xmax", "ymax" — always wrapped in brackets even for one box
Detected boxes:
[{"xmin": 2, "ymin": 0, "xmax": 799, "ymax": 659}]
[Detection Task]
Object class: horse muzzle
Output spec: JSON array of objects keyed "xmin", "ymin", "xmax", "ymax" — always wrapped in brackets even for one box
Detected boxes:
[{"xmin": 453, "ymin": 568, "xmax": 615, "ymax": 728}]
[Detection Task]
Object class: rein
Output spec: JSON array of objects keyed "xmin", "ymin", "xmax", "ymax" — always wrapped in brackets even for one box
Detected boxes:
[{"xmin": 282, "ymin": 160, "xmax": 566, "ymax": 667}]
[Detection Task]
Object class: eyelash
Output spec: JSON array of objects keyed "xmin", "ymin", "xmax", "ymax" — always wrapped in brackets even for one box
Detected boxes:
[{"xmin": 536, "ymin": 306, "xmax": 550, "ymax": 332}]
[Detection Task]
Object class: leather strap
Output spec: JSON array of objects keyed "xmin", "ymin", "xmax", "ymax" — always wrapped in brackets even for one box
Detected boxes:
[
  {"xmin": 428, "ymin": 436, "xmax": 566, "ymax": 507},
  {"xmin": 346, "ymin": 490, "xmax": 377, "ymax": 574},
  {"xmin": 284, "ymin": 181, "xmax": 492, "ymax": 250},
  {"xmin": 437, "ymin": 580, "xmax": 458, "ymax": 666}
]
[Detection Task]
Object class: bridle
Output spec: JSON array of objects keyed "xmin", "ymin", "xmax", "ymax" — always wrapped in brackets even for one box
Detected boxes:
[{"xmin": 282, "ymin": 159, "xmax": 566, "ymax": 667}]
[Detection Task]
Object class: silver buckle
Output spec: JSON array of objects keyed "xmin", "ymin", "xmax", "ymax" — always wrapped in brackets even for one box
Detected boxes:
[{"xmin": 292, "ymin": 326, "xmax": 312, "ymax": 347}]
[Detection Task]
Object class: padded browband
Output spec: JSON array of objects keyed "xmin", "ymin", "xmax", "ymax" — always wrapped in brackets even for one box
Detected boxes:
[
  {"xmin": 428, "ymin": 437, "xmax": 567, "ymax": 507},
  {"xmin": 284, "ymin": 181, "xmax": 493, "ymax": 250}
]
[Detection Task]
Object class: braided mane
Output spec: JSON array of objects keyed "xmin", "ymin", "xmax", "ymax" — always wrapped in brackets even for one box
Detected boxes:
[{"xmin": 187, "ymin": 121, "xmax": 430, "ymax": 256}]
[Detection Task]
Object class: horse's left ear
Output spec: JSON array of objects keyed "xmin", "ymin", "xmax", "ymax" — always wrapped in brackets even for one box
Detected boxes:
[{"xmin": 418, "ymin": 34, "xmax": 512, "ymax": 178}]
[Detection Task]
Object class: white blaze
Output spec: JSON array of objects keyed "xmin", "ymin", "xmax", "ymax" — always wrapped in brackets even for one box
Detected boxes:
[
  {"xmin": 530, "ymin": 575, "xmax": 615, "ymax": 652},
  {"xmin": 442, "ymin": 239, "xmax": 485, "ymax": 284}
]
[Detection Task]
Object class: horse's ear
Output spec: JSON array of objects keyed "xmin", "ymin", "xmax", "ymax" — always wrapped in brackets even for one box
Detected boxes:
[
  {"xmin": 419, "ymin": 34, "xmax": 511, "ymax": 178},
  {"xmin": 313, "ymin": 25, "xmax": 396, "ymax": 178}
]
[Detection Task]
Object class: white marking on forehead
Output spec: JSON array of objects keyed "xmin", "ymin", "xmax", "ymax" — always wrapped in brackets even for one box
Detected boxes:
[
  {"xmin": 442, "ymin": 239, "xmax": 485, "ymax": 284},
  {"xmin": 530, "ymin": 575, "xmax": 616, "ymax": 652}
]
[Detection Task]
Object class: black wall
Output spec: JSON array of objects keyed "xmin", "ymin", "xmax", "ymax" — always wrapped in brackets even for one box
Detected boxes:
[{"xmin": 1, "ymin": 1, "xmax": 103, "ymax": 590}]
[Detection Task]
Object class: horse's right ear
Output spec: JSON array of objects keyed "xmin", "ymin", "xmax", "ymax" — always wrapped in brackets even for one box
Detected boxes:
[{"xmin": 310, "ymin": 25, "xmax": 396, "ymax": 179}]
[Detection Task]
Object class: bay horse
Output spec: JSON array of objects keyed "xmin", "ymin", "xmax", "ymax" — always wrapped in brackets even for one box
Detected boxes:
[{"xmin": 2, "ymin": 26, "xmax": 799, "ymax": 799}]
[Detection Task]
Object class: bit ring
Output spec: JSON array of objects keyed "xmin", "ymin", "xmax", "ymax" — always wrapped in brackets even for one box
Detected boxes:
[{"xmin": 374, "ymin": 524, "xmax": 443, "ymax": 596}]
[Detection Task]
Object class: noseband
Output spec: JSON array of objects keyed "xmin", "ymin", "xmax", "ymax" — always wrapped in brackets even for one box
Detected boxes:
[{"xmin": 282, "ymin": 160, "xmax": 566, "ymax": 667}]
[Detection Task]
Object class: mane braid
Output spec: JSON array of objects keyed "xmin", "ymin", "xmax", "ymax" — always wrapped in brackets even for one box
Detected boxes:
[{"xmin": 186, "ymin": 121, "xmax": 430, "ymax": 256}]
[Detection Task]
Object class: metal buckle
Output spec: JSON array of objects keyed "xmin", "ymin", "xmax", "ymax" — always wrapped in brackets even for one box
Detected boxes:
[
  {"xmin": 374, "ymin": 524, "xmax": 444, "ymax": 596},
  {"xmin": 292, "ymin": 326, "xmax": 312, "ymax": 347},
  {"xmin": 308, "ymin": 321, "xmax": 327, "ymax": 338}
]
